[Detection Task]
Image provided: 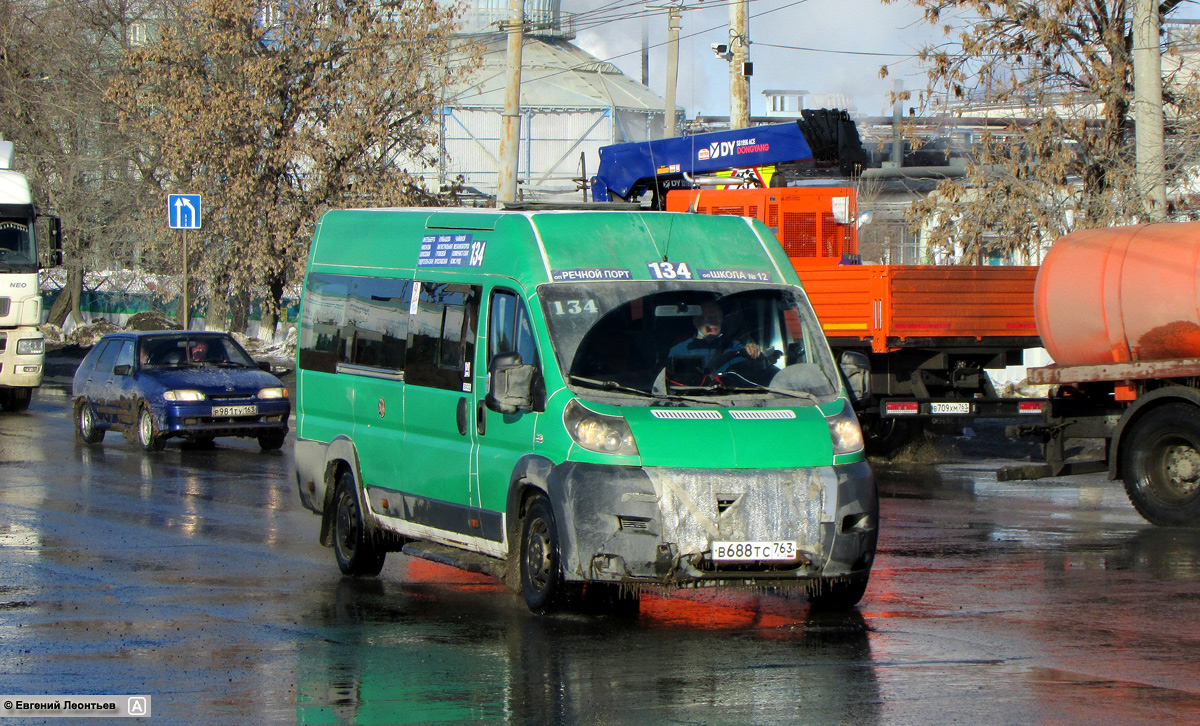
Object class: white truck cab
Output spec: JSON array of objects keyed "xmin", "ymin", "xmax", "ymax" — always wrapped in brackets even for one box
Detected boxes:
[{"xmin": 0, "ymin": 137, "xmax": 60, "ymax": 411}]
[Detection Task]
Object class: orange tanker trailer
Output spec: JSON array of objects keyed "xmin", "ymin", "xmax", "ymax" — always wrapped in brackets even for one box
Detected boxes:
[{"xmin": 1001, "ymin": 221, "xmax": 1200, "ymax": 525}]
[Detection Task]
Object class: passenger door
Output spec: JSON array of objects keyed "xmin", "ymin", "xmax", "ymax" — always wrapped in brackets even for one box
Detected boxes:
[
  {"xmin": 90, "ymin": 340, "xmax": 124, "ymax": 424},
  {"xmin": 402, "ymin": 281, "xmax": 485, "ymax": 540},
  {"xmin": 473, "ymin": 287, "xmax": 542, "ymax": 525},
  {"xmin": 108, "ymin": 340, "xmax": 138, "ymax": 427}
]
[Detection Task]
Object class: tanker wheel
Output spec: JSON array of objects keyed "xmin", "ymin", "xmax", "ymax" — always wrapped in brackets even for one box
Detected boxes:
[{"xmin": 1120, "ymin": 403, "xmax": 1200, "ymax": 526}]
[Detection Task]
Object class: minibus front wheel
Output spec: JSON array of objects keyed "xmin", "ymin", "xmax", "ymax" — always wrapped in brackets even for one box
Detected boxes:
[
  {"xmin": 332, "ymin": 471, "xmax": 386, "ymax": 577},
  {"xmin": 807, "ymin": 573, "xmax": 869, "ymax": 611},
  {"xmin": 520, "ymin": 496, "xmax": 567, "ymax": 614}
]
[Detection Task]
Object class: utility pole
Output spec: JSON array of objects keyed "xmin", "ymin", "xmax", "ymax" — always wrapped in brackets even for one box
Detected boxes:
[
  {"xmin": 664, "ymin": 4, "xmax": 682, "ymax": 137},
  {"xmin": 641, "ymin": 15, "xmax": 649, "ymax": 86},
  {"xmin": 728, "ymin": 0, "xmax": 749, "ymax": 129},
  {"xmin": 497, "ymin": 0, "xmax": 524, "ymax": 204},
  {"xmin": 1133, "ymin": 0, "xmax": 1167, "ymax": 221}
]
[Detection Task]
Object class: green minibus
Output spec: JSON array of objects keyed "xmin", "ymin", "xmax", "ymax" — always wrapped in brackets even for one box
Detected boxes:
[{"xmin": 294, "ymin": 208, "xmax": 877, "ymax": 613}]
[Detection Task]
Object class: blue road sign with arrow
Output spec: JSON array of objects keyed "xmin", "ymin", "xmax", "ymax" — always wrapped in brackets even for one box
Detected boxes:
[{"xmin": 167, "ymin": 194, "xmax": 202, "ymax": 229}]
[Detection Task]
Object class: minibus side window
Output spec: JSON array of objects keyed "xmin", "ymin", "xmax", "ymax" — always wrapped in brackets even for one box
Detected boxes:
[
  {"xmin": 406, "ymin": 281, "xmax": 481, "ymax": 391},
  {"xmin": 299, "ymin": 273, "xmax": 411, "ymax": 374},
  {"xmin": 488, "ymin": 289, "xmax": 539, "ymax": 368}
]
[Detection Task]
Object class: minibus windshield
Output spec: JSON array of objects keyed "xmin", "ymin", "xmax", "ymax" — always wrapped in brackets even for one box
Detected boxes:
[{"xmin": 539, "ymin": 282, "xmax": 840, "ymax": 405}]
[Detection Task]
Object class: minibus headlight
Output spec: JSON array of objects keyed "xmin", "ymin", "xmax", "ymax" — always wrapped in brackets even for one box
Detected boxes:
[
  {"xmin": 257, "ymin": 387, "xmax": 287, "ymax": 399},
  {"xmin": 564, "ymin": 399, "xmax": 639, "ymax": 456},
  {"xmin": 827, "ymin": 403, "xmax": 864, "ymax": 455},
  {"xmin": 16, "ymin": 338, "xmax": 43, "ymax": 355},
  {"xmin": 163, "ymin": 389, "xmax": 206, "ymax": 402}
]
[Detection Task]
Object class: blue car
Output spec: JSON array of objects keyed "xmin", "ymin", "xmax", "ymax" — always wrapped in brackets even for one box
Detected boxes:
[{"xmin": 72, "ymin": 331, "xmax": 291, "ymax": 451}]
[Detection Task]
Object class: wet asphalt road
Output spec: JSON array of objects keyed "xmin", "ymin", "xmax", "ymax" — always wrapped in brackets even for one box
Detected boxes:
[{"xmin": 2, "ymin": 391, "xmax": 1200, "ymax": 725}]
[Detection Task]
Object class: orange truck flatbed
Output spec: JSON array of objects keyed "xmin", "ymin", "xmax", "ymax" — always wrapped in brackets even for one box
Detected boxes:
[
  {"xmin": 666, "ymin": 186, "xmax": 1040, "ymax": 352},
  {"xmin": 795, "ymin": 263, "xmax": 1040, "ymax": 353},
  {"xmin": 666, "ymin": 186, "xmax": 1045, "ymax": 451}
]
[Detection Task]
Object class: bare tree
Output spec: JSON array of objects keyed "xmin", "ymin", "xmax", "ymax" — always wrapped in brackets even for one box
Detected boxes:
[
  {"xmin": 880, "ymin": 0, "xmax": 1199, "ymax": 261},
  {"xmin": 0, "ymin": 0, "xmax": 152, "ymax": 326},
  {"xmin": 108, "ymin": 0, "xmax": 477, "ymax": 335}
]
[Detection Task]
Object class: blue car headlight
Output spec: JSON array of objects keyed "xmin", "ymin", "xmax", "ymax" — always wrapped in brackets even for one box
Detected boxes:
[
  {"xmin": 257, "ymin": 387, "xmax": 287, "ymax": 399},
  {"xmin": 163, "ymin": 389, "xmax": 206, "ymax": 402}
]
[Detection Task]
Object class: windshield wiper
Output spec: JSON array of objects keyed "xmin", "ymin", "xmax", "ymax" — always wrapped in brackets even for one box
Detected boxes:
[
  {"xmin": 716, "ymin": 371, "xmax": 821, "ymax": 403},
  {"xmin": 568, "ymin": 375, "xmax": 658, "ymax": 397},
  {"xmin": 569, "ymin": 375, "xmax": 714, "ymax": 405}
]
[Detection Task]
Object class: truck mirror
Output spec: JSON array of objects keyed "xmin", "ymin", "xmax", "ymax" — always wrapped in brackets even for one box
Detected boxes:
[
  {"xmin": 487, "ymin": 352, "xmax": 536, "ymax": 414},
  {"xmin": 39, "ymin": 215, "xmax": 62, "ymax": 267},
  {"xmin": 839, "ymin": 351, "xmax": 871, "ymax": 406}
]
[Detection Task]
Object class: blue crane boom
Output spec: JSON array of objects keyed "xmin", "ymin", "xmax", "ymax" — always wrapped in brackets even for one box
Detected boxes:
[{"xmin": 590, "ymin": 109, "xmax": 866, "ymax": 206}]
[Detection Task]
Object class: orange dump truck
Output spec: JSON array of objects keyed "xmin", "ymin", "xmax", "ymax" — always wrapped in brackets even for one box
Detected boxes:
[{"xmin": 666, "ymin": 187, "xmax": 1044, "ymax": 449}]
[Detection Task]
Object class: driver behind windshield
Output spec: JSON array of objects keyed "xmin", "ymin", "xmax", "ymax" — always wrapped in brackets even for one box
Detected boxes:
[{"xmin": 668, "ymin": 301, "xmax": 776, "ymax": 373}]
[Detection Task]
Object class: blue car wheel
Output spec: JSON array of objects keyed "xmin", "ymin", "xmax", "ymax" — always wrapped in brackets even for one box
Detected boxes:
[
  {"xmin": 75, "ymin": 399, "xmax": 103, "ymax": 445},
  {"xmin": 136, "ymin": 405, "xmax": 165, "ymax": 452}
]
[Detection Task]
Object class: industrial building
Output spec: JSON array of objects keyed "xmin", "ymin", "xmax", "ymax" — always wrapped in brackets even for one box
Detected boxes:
[{"xmin": 431, "ymin": 0, "xmax": 669, "ymax": 202}]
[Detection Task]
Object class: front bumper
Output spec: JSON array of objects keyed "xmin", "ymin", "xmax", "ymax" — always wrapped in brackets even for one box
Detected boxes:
[
  {"xmin": 548, "ymin": 460, "xmax": 877, "ymax": 590},
  {"xmin": 0, "ymin": 332, "xmax": 44, "ymax": 388},
  {"xmin": 157, "ymin": 399, "xmax": 291, "ymax": 438}
]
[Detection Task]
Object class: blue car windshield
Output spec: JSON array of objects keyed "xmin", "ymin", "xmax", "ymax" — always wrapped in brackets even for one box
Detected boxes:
[{"xmin": 138, "ymin": 335, "xmax": 257, "ymax": 369}]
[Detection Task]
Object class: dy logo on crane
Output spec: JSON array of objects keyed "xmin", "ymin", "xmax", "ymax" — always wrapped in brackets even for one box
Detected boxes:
[{"xmin": 167, "ymin": 194, "xmax": 202, "ymax": 229}]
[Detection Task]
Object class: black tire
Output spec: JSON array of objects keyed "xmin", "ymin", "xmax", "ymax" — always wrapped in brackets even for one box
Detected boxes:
[
  {"xmin": 520, "ymin": 496, "xmax": 567, "ymax": 614},
  {"xmin": 808, "ymin": 573, "xmax": 870, "ymax": 611},
  {"xmin": 862, "ymin": 415, "xmax": 922, "ymax": 457},
  {"xmin": 331, "ymin": 471, "xmax": 386, "ymax": 576},
  {"xmin": 578, "ymin": 582, "xmax": 641, "ymax": 617},
  {"xmin": 257, "ymin": 429, "xmax": 287, "ymax": 451},
  {"xmin": 1119, "ymin": 403, "xmax": 1200, "ymax": 526},
  {"xmin": 136, "ymin": 405, "xmax": 166, "ymax": 452},
  {"xmin": 75, "ymin": 399, "xmax": 104, "ymax": 444},
  {"xmin": 4, "ymin": 387, "xmax": 31, "ymax": 412}
]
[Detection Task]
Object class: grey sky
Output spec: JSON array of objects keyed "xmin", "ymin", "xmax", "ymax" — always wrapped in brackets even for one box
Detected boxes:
[{"xmin": 568, "ymin": 0, "xmax": 938, "ymax": 118}]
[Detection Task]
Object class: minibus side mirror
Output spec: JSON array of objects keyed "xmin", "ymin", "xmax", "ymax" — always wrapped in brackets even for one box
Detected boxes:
[
  {"xmin": 487, "ymin": 352, "xmax": 536, "ymax": 414},
  {"xmin": 839, "ymin": 351, "xmax": 871, "ymax": 406}
]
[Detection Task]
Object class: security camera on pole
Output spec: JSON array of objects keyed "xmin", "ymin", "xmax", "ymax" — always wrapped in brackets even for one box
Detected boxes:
[
  {"xmin": 167, "ymin": 193, "xmax": 201, "ymax": 329},
  {"xmin": 727, "ymin": 0, "xmax": 751, "ymax": 129}
]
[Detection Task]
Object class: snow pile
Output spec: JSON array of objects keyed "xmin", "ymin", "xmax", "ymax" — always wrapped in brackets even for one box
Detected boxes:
[{"xmin": 233, "ymin": 327, "xmax": 297, "ymax": 363}]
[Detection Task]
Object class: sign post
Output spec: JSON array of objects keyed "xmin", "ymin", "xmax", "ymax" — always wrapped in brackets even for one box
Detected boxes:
[{"xmin": 167, "ymin": 194, "xmax": 202, "ymax": 329}]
